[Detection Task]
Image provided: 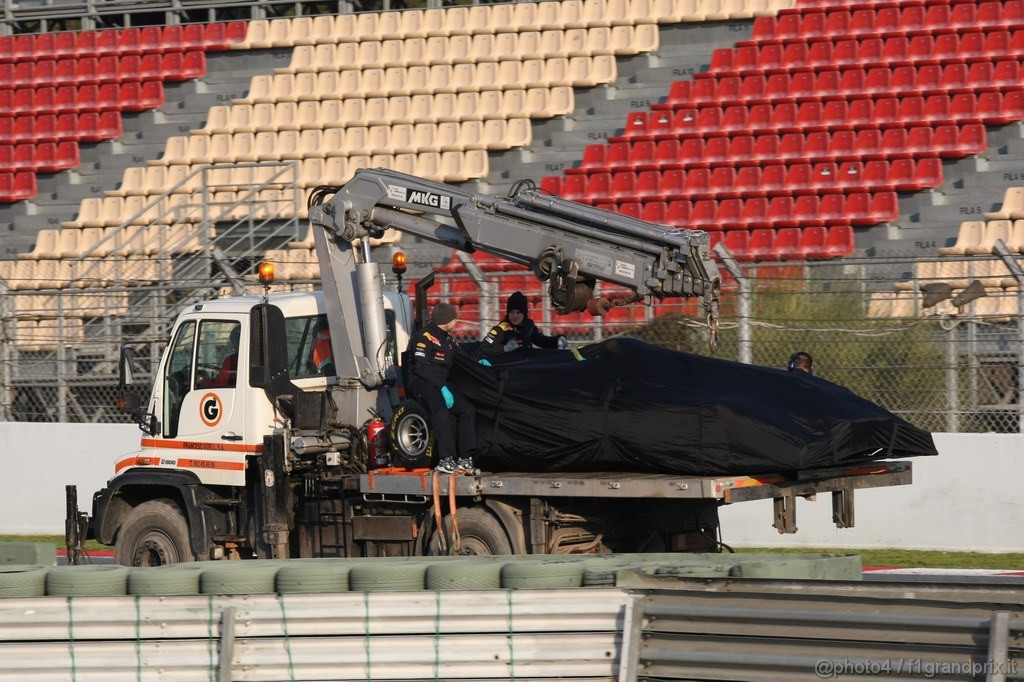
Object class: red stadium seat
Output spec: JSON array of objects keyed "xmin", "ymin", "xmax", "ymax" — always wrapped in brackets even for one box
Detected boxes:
[
  {"xmin": 139, "ymin": 27, "xmax": 163, "ymax": 53},
  {"xmin": 77, "ymin": 110, "xmax": 122, "ymax": 142},
  {"xmin": 783, "ymin": 162, "xmax": 812, "ymax": 193},
  {"xmin": 652, "ymin": 81, "xmax": 692, "ymax": 111},
  {"xmin": 118, "ymin": 28, "xmax": 143, "ymax": 56},
  {"xmin": 799, "ymin": 227, "xmax": 828, "ymax": 260},
  {"xmin": 733, "ymin": 166, "xmax": 763, "ymax": 197},
  {"xmin": 660, "ymin": 170, "xmax": 687, "ymax": 200},
  {"xmin": 824, "ymin": 225, "xmax": 855, "ymax": 258},
  {"xmin": 702, "ymin": 137, "xmax": 730, "ymax": 167},
  {"xmin": 182, "ymin": 24, "xmax": 206, "ymax": 51},
  {"xmin": 617, "ymin": 202, "xmax": 641, "ymax": 218},
  {"xmin": 54, "ymin": 114, "xmax": 79, "ymax": 143},
  {"xmin": 808, "ymin": 163, "xmax": 838, "ymax": 195},
  {"xmin": 567, "ymin": 144, "xmax": 605, "ymax": 175},
  {"xmin": 610, "ymin": 171, "xmax": 637, "ymax": 201},
  {"xmin": 95, "ymin": 29, "xmax": 120, "ymax": 57},
  {"xmin": 162, "ymin": 26, "xmax": 186, "ymax": 53},
  {"xmin": 837, "ymin": 160, "xmax": 868, "ymax": 192},
  {"xmin": 540, "ymin": 176, "xmax": 562, "ymax": 195},
  {"xmin": 616, "ymin": 111, "xmax": 652, "ymax": 141},
  {"xmin": 767, "ymin": 196, "xmax": 797, "ymax": 227},
  {"xmin": 724, "ymin": 230, "xmax": 752, "ymax": 261},
  {"xmin": 793, "ymin": 195, "xmax": 824, "ymax": 226},
  {"xmin": 665, "ymin": 200, "xmax": 691, "ymax": 226},
  {"xmin": 740, "ymin": 197, "xmax": 771, "ymax": 228},
  {"xmin": 35, "ymin": 141, "xmax": 79, "ymax": 172},
  {"xmin": 776, "ymin": 227, "xmax": 802, "ymax": 261},
  {"xmin": 827, "ymin": 130, "xmax": 856, "ymax": 160},
  {"xmin": 0, "ymin": 171, "xmax": 36, "ymax": 203},
  {"xmin": 860, "ymin": 160, "xmax": 888, "ymax": 192},
  {"xmin": 760, "ymin": 164, "xmax": 787, "ymax": 195},
  {"xmin": 583, "ymin": 173, "xmax": 612, "ymax": 204},
  {"xmin": 641, "ymin": 201, "xmax": 667, "ymax": 224},
  {"xmin": 628, "ymin": 141, "xmax": 657, "ymax": 172},
  {"xmin": 748, "ymin": 228, "xmax": 778, "ymax": 262},
  {"xmin": 653, "ymin": 139, "xmax": 685, "ymax": 171},
  {"xmin": 684, "ymin": 168, "xmax": 712, "ymax": 199},
  {"xmin": 561, "ymin": 175, "xmax": 586, "ymax": 202},
  {"xmin": 688, "ymin": 200, "xmax": 719, "ymax": 229}
]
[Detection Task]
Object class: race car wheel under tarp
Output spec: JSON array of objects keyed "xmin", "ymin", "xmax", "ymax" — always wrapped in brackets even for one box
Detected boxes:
[
  {"xmin": 116, "ymin": 499, "xmax": 195, "ymax": 567},
  {"xmin": 389, "ymin": 400, "xmax": 434, "ymax": 469}
]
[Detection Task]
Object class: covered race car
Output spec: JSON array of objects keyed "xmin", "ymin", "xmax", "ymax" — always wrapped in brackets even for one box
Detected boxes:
[{"xmin": 450, "ymin": 337, "xmax": 937, "ymax": 476}]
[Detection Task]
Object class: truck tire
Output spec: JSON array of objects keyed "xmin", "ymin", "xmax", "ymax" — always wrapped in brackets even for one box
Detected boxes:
[
  {"xmin": 427, "ymin": 507, "xmax": 514, "ymax": 556},
  {"xmin": 116, "ymin": 499, "xmax": 196, "ymax": 567},
  {"xmin": 389, "ymin": 400, "xmax": 434, "ymax": 469}
]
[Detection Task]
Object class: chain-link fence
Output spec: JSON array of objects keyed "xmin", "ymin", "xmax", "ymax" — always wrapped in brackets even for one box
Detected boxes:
[{"xmin": 2, "ymin": 253, "xmax": 1021, "ymax": 432}]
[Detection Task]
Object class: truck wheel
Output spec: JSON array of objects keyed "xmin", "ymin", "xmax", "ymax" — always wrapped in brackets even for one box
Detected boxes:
[
  {"xmin": 116, "ymin": 499, "xmax": 195, "ymax": 567},
  {"xmin": 389, "ymin": 400, "xmax": 434, "ymax": 469},
  {"xmin": 427, "ymin": 507, "xmax": 514, "ymax": 556}
]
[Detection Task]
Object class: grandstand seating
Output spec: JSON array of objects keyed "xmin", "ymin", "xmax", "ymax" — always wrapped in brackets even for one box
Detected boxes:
[
  {"xmin": 0, "ymin": 22, "xmax": 245, "ymax": 204},
  {"xmin": 541, "ymin": 0, "xmax": 1024, "ymax": 261}
]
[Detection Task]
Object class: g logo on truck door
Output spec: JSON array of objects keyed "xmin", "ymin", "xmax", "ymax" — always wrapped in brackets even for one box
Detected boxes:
[{"xmin": 200, "ymin": 393, "xmax": 223, "ymax": 427}]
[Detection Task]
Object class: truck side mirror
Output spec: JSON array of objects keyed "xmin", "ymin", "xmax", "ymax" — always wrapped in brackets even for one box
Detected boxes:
[
  {"xmin": 249, "ymin": 303, "xmax": 300, "ymax": 419},
  {"xmin": 118, "ymin": 345, "xmax": 137, "ymax": 388}
]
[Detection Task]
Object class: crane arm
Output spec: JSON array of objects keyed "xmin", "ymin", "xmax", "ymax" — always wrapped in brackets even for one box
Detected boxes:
[{"xmin": 305, "ymin": 169, "xmax": 722, "ymax": 389}]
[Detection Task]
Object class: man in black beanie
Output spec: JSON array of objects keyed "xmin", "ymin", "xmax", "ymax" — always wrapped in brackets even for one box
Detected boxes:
[
  {"xmin": 407, "ymin": 302, "xmax": 478, "ymax": 474},
  {"xmin": 478, "ymin": 291, "xmax": 568, "ymax": 359}
]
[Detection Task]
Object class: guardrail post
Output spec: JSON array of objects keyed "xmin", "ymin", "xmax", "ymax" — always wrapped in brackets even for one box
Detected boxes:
[
  {"xmin": 218, "ymin": 606, "xmax": 237, "ymax": 682},
  {"xmin": 617, "ymin": 594, "xmax": 645, "ymax": 682},
  {"xmin": 987, "ymin": 611, "xmax": 1009, "ymax": 682}
]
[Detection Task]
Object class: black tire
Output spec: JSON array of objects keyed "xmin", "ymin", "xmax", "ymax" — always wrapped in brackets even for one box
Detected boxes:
[
  {"xmin": 116, "ymin": 499, "xmax": 196, "ymax": 567},
  {"xmin": 427, "ymin": 507, "xmax": 514, "ymax": 556},
  {"xmin": 389, "ymin": 400, "xmax": 435, "ymax": 469}
]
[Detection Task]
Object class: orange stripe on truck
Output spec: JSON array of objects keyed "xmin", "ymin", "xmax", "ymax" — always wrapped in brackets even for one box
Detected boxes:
[
  {"xmin": 116, "ymin": 455, "xmax": 247, "ymax": 474},
  {"xmin": 140, "ymin": 438, "xmax": 262, "ymax": 453}
]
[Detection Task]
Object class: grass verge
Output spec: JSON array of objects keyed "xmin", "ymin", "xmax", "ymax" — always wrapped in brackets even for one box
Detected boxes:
[{"xmin": 0, "ymin": 536, "xmax": 1021, "ymax": 569}]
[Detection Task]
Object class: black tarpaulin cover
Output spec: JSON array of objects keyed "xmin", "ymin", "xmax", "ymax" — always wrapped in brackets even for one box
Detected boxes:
[{"xmin": 448, "ymin": 337, "xmax": 937, "ymax": 476}]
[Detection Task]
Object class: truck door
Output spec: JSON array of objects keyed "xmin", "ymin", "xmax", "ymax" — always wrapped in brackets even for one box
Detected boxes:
[{"xmin": 144, "ymin": 317, "xmax": 253, "ymax": 484}]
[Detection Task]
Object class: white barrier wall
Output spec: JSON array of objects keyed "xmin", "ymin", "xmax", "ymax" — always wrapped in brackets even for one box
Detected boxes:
[
  {"xmin": 1, "ymin": 422, "xmax": 139, "ymax": 535},
  {"xmin": 719, "ymin": 433, "xmax": 1024, "ymax": 553},
  {"xmin": 1, "ymin": 425, "xmax": 1020, "ymax": 553}
]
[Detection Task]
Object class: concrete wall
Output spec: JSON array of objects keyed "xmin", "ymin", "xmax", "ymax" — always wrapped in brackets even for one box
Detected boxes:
[
  {"xmin": 1, "ymin": 425, "xmax": 1020, "ymax": 553},
  {"xmin": 1, "ymin": 422, "xmax": 139, "ymax": 535},
  {"xmin": 719, "ymin": 433, "xmax": 1024, "ymax": 553}
]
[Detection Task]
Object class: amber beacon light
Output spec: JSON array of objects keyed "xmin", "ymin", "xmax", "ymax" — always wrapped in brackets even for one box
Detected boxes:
[
  {"xmin": 391, "ymin": 251, "xmax": 407, "ymax": 275},
  {"xmin": 258, "ymin": 262, "xmax": 275, "ymax": 285}
]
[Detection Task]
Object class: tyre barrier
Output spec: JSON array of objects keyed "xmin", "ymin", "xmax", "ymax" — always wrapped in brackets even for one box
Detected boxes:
[
  {"xmin": 0, "ymin": 565, "xmax": 49, "ymax": 597},
  {"xmin": 45, "ymin": 565, "xmax": 130, "ymax": 597},
  {"xmin": 275, "ymin": 561, "xmax": 351, "ymax": 593},
  {"xmin": 5, "ymin": 552, "xmax": 863, "ymax": 597},
  {"xmin": 348, "ymin": 562, "xmax": 428, "ymax": 592}
]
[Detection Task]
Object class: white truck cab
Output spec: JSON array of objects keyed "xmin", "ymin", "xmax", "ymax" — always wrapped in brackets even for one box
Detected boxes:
[{"xmin": 117, "ymin": 290, "xmax": 414, "ymax": 488}]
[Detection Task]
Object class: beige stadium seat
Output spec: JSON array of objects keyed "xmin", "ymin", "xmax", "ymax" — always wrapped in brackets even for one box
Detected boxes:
[
  {"xmin": 61, "ymin": 198, "xmax": 103, "ymax": 229},
  {"xmin": 310, "ymin": 15, "xmax": 335, "ymax": 45},
  {"xmin": 380, "ymin": 96, "xmax": 416, "ymax": 125},
  {"xmin": 402, "ymin": 38, "xmax": 429, "ymax": 67},
  {"xmin": 21, "ymin": 229, "xmax": 59, "ymax": 259},
  {"xmin": 440, "ymin": 150, "xmax": 488, "ymax": 182},
  {"xmin": 312, "ymin": 71, "xmax": 345, "ymax": 101},
  {"xmin": 162, "ymin": 164, "xmax": 194, "ymax": 194},
  {"xmin": 388, "ymin": 124, "xmax": 414, "ymax": 154},
  {"xmin": 466, "ymin": 5, "xmax": 495, "ymax": 34},
  {"xmin": 369, "ymin": 153, "xmax": 395, "ymax": 170},
  {"xmin": 674, "ymin": 0, "xmax": 706, "ymax": 21},
  {"xmin": 264, "ymin": 19, "xmax": 293, "ymax": 48},
  {"xmin": 649, "ymin": 0, "xmax": 685, "ymax": 23},
  {"xmin": 435, "ymin": 121, "xmax": 461, "ymax": 152},
  {"xmin": 499, "ymin": 3, "xmax": 538, "ymax": 33},
  {"xmin": 422, "ymin": 9, "xmax": 447, "ymax": 37},
  {"xmin": 501, "ymin": 117, "xmax": 532, "ymax": 149},
  {"xmin": 288, "ymin": 17, "xmax": 317, "ymax": 47},
  {"xmin": 570, "ymin": 27, "xmax": 609, "ymax": 57},
  {"xmin": 233, "ymin": 133, "xmax": 261, "ymax": 163},
  {"xmin": 160, "ymin": 194, "xmax": 201, "ymax": 225},
  {"xmin": 332, "ymin": 14, "xmax": 360, "ymax": 43},
  {"xmin": 353, "ymin": 12, "xmax": 380, "ymax": 41},
  {"xmin": 32, "ymin": 259, "xmax": 60, "ymax": 289},
  {"xmin": 380, "ymin": 39, "xmax": 407, "ymax": 68},
  {"xmin": 939, "ymin": 221, "xmax": 985, "ymax": 255},
  {"xmin": 580, "ymin": 55, "xmax": 617, "ymax": 86},
  {"xmin": 237, "ymin": 19, "xmax": 271, "ymax": 49},
  {"xmin": 422, "ymin": 64, "xmax": 456, "ymax": 95},
  {"xmin": 105, "ymin": 168, "xmax": 145, "ymax": 198},
  {"xmin": 447, "ymin": 35, "xmax": 472, "ymax": 64},
  {"xmin": 12, "ymin": 259, "xmax": 39, "ymax": 290},
  {"xmin": 609, "ymin": 0, "xmax": 642, "ymax": 25},
  {"xmin": 253, "ymin": 131, "xmax": 281, "ymax": 161},
  {"xmin": 366, "ymin": 125, "xmax": 393, "ymax": 154},
  {"xmin": 320, "ymin": 128, "xmax": 346, "ymax": 158},
  {"xmin": 1007, "ymin": 220, "xmax": 1024, "ymax": 253},
  {"xmin": 324, "ymin": 156, "xmax": 350, "ymax": 184},
  {"xmin": 421, "ymin": 36, "xmax": 451, "ymax": 65},
  {"xmin": 998, "ymin": 287, "xmax": 1021, "ymax": 317},
  {"xmin": 300, "ymin": 43, "xmax": 336, "ymax": 73},
  {"xmin": 119, "ymin": 195, "xmax": 161, "ymax": 227},
  {"xmin": 889, "ymin": 290, "xmax": 919, "ymax": 318},
  {"xmin": 360, "ymin": 41, "xmax": 386, "ymax": 69},
  {"xmin": 294, "ymin": 129, "xmax": 324, "ymax": 159},
  {"xmin": 136, "ymin": 165, "xmax": 167, "ymax": 195},
  {"xmin": 984, "ymin": 187, "xmax": 1024, "ymax": 220},
  {"xmin": 967, "ymin": 220, "xmax": 1013, "ymax": 255},
  {"xmin": 560, "ymin": 0, "xmax": 587, "ymax": 28},
  {"xmin": 114, "ymin": 224, "xmax": 146, "ymax": 256},
  {"xmin": 337, "ymin": 127, "xmax": 367, "ymax": 156},
  {"xmin": 392, "ymin": 152, "xmax": 417, "ymax": 175},
  {"xmin": 434, "ymin": 7, "xmax": 469, "ymax": 37},
  {"xmin": 614, "ymin": 24, "xmax": 659, "ymax": 55},
  {"xmin": 54, "ymin": 229, "xmax": 81, "ymax": 258},
  {"xmin": 76, "ymin": 227, "xmax": 110, "ymax": 258},
  {"xmin": 537, "ymin": 30, "xmax": 569, "ymax": 58},
  {"xmin": 147, "ymin": 136, "xmax": 188, "ymax": 167},
  {"xmin": 297, "ymin": 158, "xmax": 325, "ymax": 188},
  {"xmin": 217, "ymin": 104, "xmax": 253, "ymax": 133},
  {"xmin": 121, "ymin": 256, "xmax": 158, "ymax": 284},
  {"xmin": 332, "ymin": 42, "xmax": 359, "ymax": 69},
  {"xmin": 459, "ymin": 120, "xmax": 488, "ymax": 150},
  {"xmin": 286, "ymin": 101, "xmax": 316, "ymax": 131},
  {"xmin": 582, "ymin": 0, "xmax": 612, "ymax": 27},
  {"xmin": 408, "ymin": 123, "xmax": 439, "ymax": 153},
  {"xmin": 98, "ymin": 197, "xmax": 125, "ymax": 227},
  {"xmin": 465, "ymin": 34, "xmax": 497, "ymax": 63},
  {"xmin": 13, "ymin": 320, "xmax": 44, "ymax": 352},
  {"xmin": 277, "ymin": 45, "xmax": 316, "ymax": 74},
  {"xmin": 318, "ymin": 99, "xmax": 348, "ymax": 129},
  {"xmin": 413, "ymin": 152, "xmax": 441, "ymax": 179},
  {"xmin": 401, "ymin": 67, "xmax": 428, "ymax": 96},
  {"xmin": 250, "ymin": 102, "xmax": 276, "ymax": 132},
  {"xmin": 934, "ymin": 259, "xmax": 970, "ymax": 289},
  {"xmin": 264, "ymin": 74, "xmax": 298, "ymax": 103},
  {"xmin": 537, "ymin": 1, "xmax": 565, "ymax": 30},
  {"xmin": 409, "ymin": 94, "xmax": 436, "ymax": 123},
  {"xmin": 175, "ymin": 134, "xmax": 210, "ymax": 164},
  {"xmin": 234, "ymin": 75, "xmax": 272, "ymax": 105}
]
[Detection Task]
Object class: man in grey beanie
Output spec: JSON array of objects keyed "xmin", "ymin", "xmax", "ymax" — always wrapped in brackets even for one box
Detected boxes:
[{"xmin": 407, "ymin": 302, "xmax": 478, "ymax": 474}]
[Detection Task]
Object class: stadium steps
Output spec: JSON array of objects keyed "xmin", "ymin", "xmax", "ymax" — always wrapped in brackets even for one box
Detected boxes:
[{"xmin": 0, "ymin": 49, "xmax": 290, "ymax": 255}]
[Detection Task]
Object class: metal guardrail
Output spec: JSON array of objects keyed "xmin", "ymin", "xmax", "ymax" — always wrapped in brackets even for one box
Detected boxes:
[{"xmin": 617, "ymin": 576, "xmax": 1024, "ymax": 682}]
